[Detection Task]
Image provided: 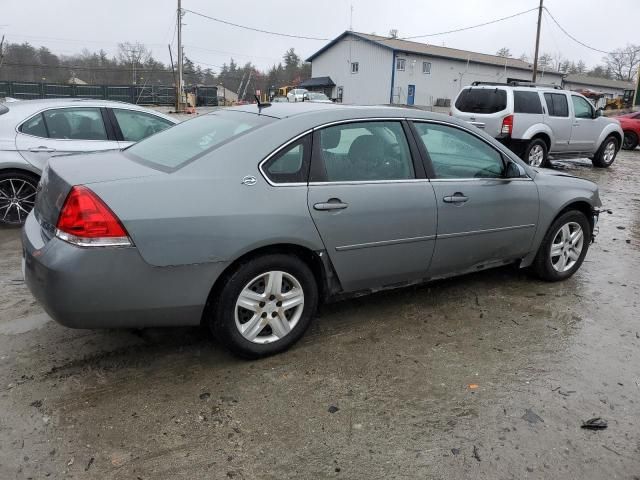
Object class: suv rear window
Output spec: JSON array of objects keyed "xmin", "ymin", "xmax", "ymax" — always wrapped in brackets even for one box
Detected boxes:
[
  {"xmin": 455, "ymin": 88, "xmax": 507, "ymax": 114},
  {"xmin": 514, "ymin": 91, "xmax": 543, "ymax": 114},
  {"xmin": 125, "ymin": 111, "xmax": 274, "ymax": 171}
]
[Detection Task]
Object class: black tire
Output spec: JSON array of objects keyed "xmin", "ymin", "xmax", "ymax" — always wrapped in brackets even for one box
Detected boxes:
[
  {"xmin": 0, "ymin": 170, "xmax": 40, "ymax": 227},
  {"xmin": 622, "ymin": 131, "xmax": 638, "ymax": 150},
  {"xmin": 531, "ymin": 210, "xmax": 591, "ymax": 282},
  {"xmin": 211, "ymin": 254, "xmax": 318, "ymax": 359},
  {"xmin": 522, "ymin": 138, "xmax": 549, "ymax": 167},
  {"xmin": 592, "ymin": 135, "xmax": 618, "ymax": 168}
]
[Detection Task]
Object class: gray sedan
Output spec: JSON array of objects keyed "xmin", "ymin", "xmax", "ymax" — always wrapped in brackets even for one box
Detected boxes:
[
  {"xmin": 0, "ymin": 99, "xmax": 177, "ymax": 225},
  {"xmin": 23, "ymin": 103, "xmax": 601, "ymax": 358}
]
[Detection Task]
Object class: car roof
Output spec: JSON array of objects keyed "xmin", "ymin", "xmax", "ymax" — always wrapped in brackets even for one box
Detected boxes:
[
  {"xmin": 0, "ymin": 98, "xmax": 177, "ymax": 122},
  {"xmin": 228, "ymin": 102, "xmax": 446, "ymax": 121}
]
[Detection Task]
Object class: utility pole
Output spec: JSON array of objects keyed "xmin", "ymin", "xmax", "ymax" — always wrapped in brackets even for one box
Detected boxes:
[
  {"xmin": 0, "ymin": 35, "xmax": 5, "ymax": 70},
  {"xmin": 176, "ymin": 0, "xmax": 184, "ymax": 111},
  {"xmin": 531, "ymin": 0, "xmax": 543, "ymax": 82}
]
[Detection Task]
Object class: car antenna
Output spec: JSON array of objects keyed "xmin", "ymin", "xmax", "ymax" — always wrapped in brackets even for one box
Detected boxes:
[{"xmin": 254, "ymin": 95, "xmax": 271, "ymax": 112}]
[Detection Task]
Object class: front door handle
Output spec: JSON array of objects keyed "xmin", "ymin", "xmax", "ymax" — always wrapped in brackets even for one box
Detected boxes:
[
  {"xmin": 443, "ymin": 193, "xmax": 469, "ymax": 204},
  {"xmin": 313, "ymin": 198, "xmax": 349, "ymax": 211},
  {"xmin": 29, "ymin": 146, "xmax": 56, "ymax": 153}
]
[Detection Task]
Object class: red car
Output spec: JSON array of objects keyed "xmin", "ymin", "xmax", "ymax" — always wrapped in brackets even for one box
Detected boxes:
[{"xmin": 616, "ymin": 112, "xmax": 640, "ymax": 150}]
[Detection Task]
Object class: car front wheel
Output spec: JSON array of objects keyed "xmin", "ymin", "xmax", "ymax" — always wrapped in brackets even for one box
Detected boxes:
[
  {"xmin": 592, "ymin": 136, "xmax": 618, "ymax": 168},
  {"xmin": 211, "ymin": 254, "xmax": 318, "ymax": 358},
  {"xmin": 531, "ymin": 210, "xmax": 591, "ymax": 281},
  {"xmin": 0, "ymin": 171, "xmax": 39, "ymax": 226},
  {"xmin": 622, "ymin": 131, "xmax": 638, "ymax": 150}
]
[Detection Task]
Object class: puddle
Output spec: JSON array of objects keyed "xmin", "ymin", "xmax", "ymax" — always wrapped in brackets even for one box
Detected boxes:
[{"xmin": 0, "ymin": 313, "xmax": 51, "ymax": 335}]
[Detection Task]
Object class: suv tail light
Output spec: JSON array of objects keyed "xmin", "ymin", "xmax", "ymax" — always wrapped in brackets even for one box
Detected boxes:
[
  {"xmin": 501, "ymin": 114, "xmax": 513, "ymax": 135},
  {"xmin": 56, "ymin": 186, "xmax": 131, "ymax": 247}
]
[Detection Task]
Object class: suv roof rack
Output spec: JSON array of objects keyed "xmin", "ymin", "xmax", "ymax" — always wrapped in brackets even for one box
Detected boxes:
[{"xmin": 470, "ymin": 81, "xmax": 563, "ymax": 90}]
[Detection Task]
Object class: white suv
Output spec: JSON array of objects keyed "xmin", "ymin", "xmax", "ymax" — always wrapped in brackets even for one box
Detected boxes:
[{"xmin": 451, "ymin": 82, "xmax": 623, "ymax": 168}]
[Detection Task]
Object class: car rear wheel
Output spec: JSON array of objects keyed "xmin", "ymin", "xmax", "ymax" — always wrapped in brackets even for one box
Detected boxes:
[
  {"xmin": 211, "ymin": 254, "xmax": 318, "ymax": 358},
  {"xmin": 523, "ymin": 138, "xmax": 548, "ymax": 167},
  {"xmin": 0, "ymin": 170, "xmax": 39, "ymax": 227},
  {"xmin": 531, "ymin": 210, "xmax": 591, "ymax": 281},
  {"xmin": 622, "ymin": 131, "xmax": 638, "ymax": 150},
  {"xmin": 592, "ymin": 136, "xmax": 618, "ymax": 168}
]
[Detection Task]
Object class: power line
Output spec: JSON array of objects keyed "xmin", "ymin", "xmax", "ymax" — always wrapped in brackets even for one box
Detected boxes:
[
  {"xmin": 396, "ymin": 7, "xmax": 539, "ymax": 40},
  {"xmin": 183, "ymin": 8, "xmax": 330, "ymax": 41},
  {"xmin": 543, "ymin": 7, "xmax": 640, "ymax": 56}
]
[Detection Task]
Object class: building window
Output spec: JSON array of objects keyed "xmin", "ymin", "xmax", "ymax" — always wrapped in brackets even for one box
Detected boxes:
[
  {"xmin": 351, "ymin": 62, "xmax": 359, "ymax": 74},
  {"xmin": 422, "ymin": 61, "xmax": 431, "ymax": 74},
  {"xmin": 396, "ymin": 58, "xmax": 406, "ymax": 71}
]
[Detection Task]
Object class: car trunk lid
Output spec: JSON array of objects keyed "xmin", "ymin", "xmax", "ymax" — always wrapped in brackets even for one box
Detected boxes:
[{"xmin": 34, "ymin": 150, "xmax": 163, "ymax": 238}]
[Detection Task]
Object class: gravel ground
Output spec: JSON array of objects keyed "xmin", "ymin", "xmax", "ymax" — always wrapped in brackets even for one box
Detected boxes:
[{"xmin": 0, "ymin": 149, "xmax": 639, "ymax": 479}]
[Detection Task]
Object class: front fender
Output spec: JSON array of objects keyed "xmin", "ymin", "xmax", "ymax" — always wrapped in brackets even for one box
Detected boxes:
[{"xmin": 596, "ymin": 122, "xmax": 624, "ymax": 150}]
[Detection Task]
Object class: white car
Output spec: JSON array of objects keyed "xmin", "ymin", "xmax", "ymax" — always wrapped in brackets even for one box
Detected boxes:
[
  {"xmin": 287, "ymin": 89, "xmax": 308, "ymax": 102},
  {"xmin": 0, "ymin": 98, "xmax": 177, "ymax": 225},
  {"xmin": 303, "ymin": 92, "xmax": 333, "ymax": 103}
]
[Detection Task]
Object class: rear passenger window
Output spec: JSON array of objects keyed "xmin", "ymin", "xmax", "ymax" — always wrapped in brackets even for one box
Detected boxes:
[
  {"xmin": 315, "ymin": 121, "xmax": 414, "ymax": 182},
  {"xmin": 20, "ymin": 113, "xmax": 48, "ymax": 137},
  {"xmin": 263, "ymin": 135, "xmax": 310, "ymax": 184},
  {"xmin": 43, "ymin": 107, "xmax": 108, "ymax": 140},
  {"xmin": 544, "ymin": 93, "xmax": 569, "ymax": 117},
  {"xmin": 514, "ymin": 91, "xmax": 543, "ymax": 114}
]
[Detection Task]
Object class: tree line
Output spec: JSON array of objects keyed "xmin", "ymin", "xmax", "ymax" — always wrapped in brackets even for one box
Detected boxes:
[
  {"xmin": 496, "ymin": 44, "xmax": 640, "ymax": 82},
  {"xmin": 0, "ymin": 41, "xmax": 311, "ymax": 98}
]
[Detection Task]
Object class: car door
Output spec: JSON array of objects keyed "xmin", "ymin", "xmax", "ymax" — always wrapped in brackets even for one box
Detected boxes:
[
  {"xmin": 15, "ymin": 106, "xmax": 120, "ymax": 171},
  {"xmin": 307, "ymin": 120, "xmax": 438, "ymax": 292},
  {"xmin": 109, "ymin": 108, "xmax": 175, "ymax": 148},
  {"xmin": 410, "ymin": 120, "xmax": 539, "ymax": 278},
  {"xmin": 569, "ymin": 95, "xmax": 598, "ymax": 152},
  {"xmin": 542, "ymin": 92, "xmax": 571, "ymax": 153}
]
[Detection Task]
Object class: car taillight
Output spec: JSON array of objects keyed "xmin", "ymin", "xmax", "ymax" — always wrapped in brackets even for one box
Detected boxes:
[
  {"xmin": 501, "ymin": 114, "xmax": 513, "ymax": 135},
  {"xmin": 55, "ymin": 186, "xmax": 131, "ymax": 247}
]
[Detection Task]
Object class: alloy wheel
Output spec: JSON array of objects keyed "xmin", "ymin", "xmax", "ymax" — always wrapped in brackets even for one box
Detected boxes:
[
  {"xmin": 550, "ymin": 221, "xmax": 584, "ymax": 273},
  {"xmin": 234, "ymin": 270, "xmax": 305, "ymax": 344},
  {"xmin": 0, "ymin": 178, "xmax": 38, "ymax": 225},
  {"xmin": 603, "ymin": 140, "xmax": 616, "ymax": 163},
  {"xmin": 528, "ymin": 144, "xmax": 544, "ymax": 167}
]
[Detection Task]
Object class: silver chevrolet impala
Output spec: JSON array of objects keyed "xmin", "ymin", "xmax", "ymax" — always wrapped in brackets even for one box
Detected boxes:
[{"xmin": 23, "ymin": 103, "xmax": 601, "ymax": 358}]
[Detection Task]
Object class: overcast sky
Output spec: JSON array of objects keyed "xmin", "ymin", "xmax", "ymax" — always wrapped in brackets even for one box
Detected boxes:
[{"xmin": 2, "ymin": 0, "xmax": 637, "ymax": 72}]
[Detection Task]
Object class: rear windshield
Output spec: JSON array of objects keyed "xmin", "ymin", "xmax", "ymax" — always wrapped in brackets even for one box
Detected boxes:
[
  {"xmin": 455, "ymin": 88, "xmax": 507, "ymax": 114},
  {"xmin": 514, "ymin": 91, "xmax": 543, "ymax": 114},
  {"xmin": 0, "ymin": 105, "xmax": 8, "ymax": 116},
  {"xmin": 125, "ymin": 110, "xmax": 274, "ymax": 171}
]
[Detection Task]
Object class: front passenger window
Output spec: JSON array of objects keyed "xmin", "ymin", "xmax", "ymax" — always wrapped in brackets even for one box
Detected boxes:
[
  {"xmin": 413, "ymin": 122, "xmax": 504, "ymax": 179},
  {"xmin": 571, "ymin": 96, "xmax": 593, "ymax": 119}
]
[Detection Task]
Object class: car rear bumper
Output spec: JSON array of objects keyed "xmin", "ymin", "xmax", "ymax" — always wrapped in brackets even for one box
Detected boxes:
[{"xmin": 22, "ymin": 212, "xmax": 229, "ymax": 329}]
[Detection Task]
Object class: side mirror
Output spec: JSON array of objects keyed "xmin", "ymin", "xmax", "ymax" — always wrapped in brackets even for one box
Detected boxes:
[
  {"xmin": 505, "ymin": 161, "xmax": 525, "ymax": 178},
  {"xmin": 595, "ymin": 108, "xmax": 603, "ymax": 118}
]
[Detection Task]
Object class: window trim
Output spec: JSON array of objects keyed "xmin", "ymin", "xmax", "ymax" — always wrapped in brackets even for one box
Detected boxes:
[
  {"xmin": 351, "ymin": 62, "xmax": 359, "ymax": 74},
  {"xmin": 396, "ymin": 57, "xmax": 406, "ymax": 71},
  {"xmin": 408, "ymin": 119, "xmax": 532, "ymax": 181},
  {"xmin": 422, "ymin": 61, "xmax": 431, "ymax": 74}
]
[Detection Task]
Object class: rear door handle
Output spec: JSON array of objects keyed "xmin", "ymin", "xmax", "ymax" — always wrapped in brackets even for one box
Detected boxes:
[
  {"xmin": 443, "ymin": 193, "xmax": 469, "ymax": 204},
  {"xmin": 313, "ymin": 199, "xmax": 349, "ymax": 211},
  {"xmin": 29, "ymin": 146, "xmax": 56, "ymax": 153}
]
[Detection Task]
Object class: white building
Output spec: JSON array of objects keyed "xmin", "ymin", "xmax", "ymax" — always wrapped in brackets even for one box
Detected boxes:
[
  {"xmin": 306, "ymin": 31, "xmax": 563, "ymax": 107},
  {"xmin": 562, "ymin": 74, "xmax": 635, "ymax": 99}
]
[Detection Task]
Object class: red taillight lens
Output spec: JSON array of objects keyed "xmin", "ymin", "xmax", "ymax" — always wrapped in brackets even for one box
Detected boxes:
[
  {"xmin": 501, "ymin": 114, "xmax": 513, "ymax": 135},
  {"xmin": 56, "ymin": 186, "xmax": 130, "ymax": 245}
]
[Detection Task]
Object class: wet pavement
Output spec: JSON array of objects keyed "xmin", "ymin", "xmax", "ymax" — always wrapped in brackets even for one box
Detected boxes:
[{"xmin": 1, "ymin": 150, "xmax": 639, "ymax": 479}]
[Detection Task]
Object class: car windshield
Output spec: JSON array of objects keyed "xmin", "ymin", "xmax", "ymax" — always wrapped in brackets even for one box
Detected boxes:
[
  {"xmin": 455, "ymin": 88, "xmax": 507, "ymax": 114},
  {"xmin": 125, "ymin": 110, "xmax": 274, "ymax": 171}
]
